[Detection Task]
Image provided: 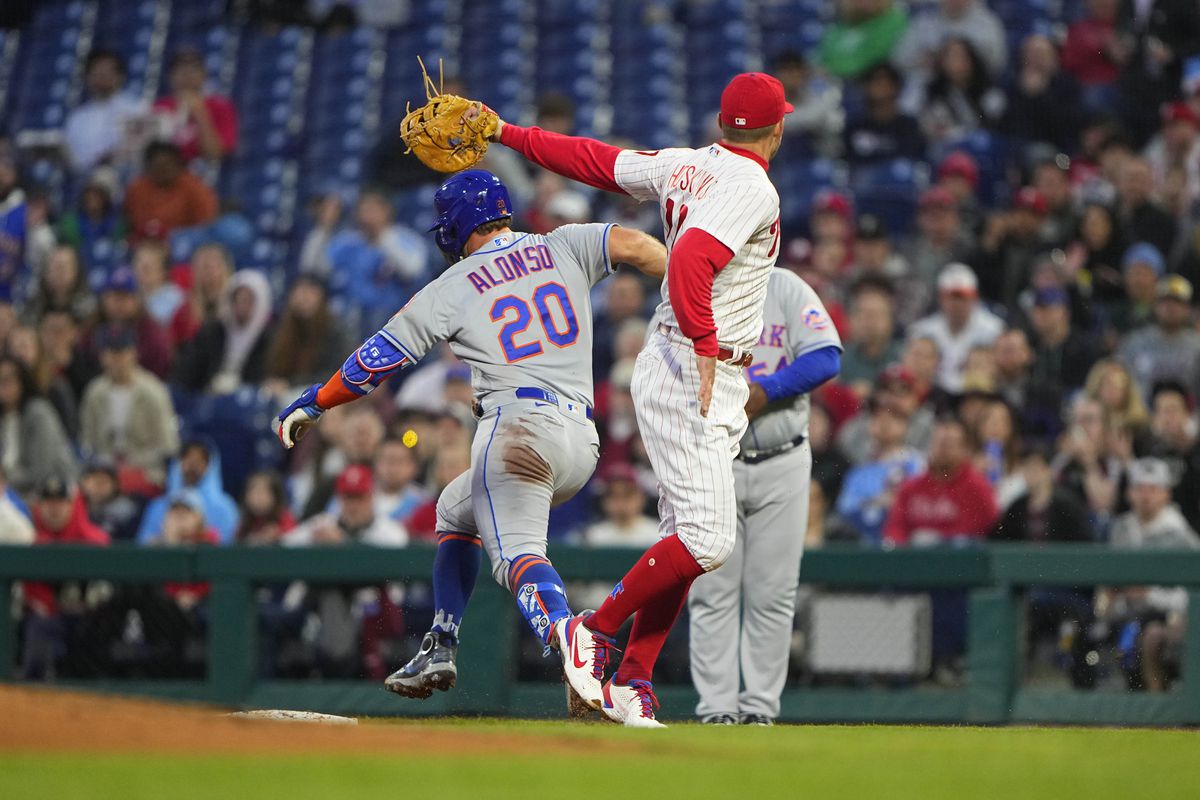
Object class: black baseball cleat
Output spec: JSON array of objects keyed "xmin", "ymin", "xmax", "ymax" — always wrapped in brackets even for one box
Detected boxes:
[
  {"xmin": 740, "ymin": 714, "xmax": 774, "ymax": 726},
  {"xmin": 384, "ymin": 631, "xmax": 459, "ymax": 699},
  {"xmin": 701, "ymin": 713, "xmax": 739, "ymax": 725}
]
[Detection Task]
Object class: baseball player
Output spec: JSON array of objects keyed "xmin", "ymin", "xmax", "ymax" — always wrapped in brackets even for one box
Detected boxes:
[
  {"xmin": 275, "ymin": 170, "xmax": 667, "ymax": 698},
  {"xmin": 488, "ymin": 72, "xmax": 798, "ymax": 726},
  {"xmin": 689, "ymin": 267, "xmax": 842, "ymax": 726}
]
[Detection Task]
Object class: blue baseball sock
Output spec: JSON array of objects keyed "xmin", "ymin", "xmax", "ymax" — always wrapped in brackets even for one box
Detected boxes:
[
  {"xmin": 508, "ymin": 555, "xmax": 572, "ymax": 645},
  {"xmin": 430, "ymin": 532, "xmax": 482, "ymax": 641}
]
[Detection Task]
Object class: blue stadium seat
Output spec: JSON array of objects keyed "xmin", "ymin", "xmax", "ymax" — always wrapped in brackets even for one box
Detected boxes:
[
  {"xmin": 929, "ymin": 131, "xmax": 1014, "ymax": 208},
  {"xmin": 850, "ymin": 159, "xmax": 931, "ymax": 236},
  {"xmin": 181, "ymin": 388, "xmax": 287, "ymax": 500}
]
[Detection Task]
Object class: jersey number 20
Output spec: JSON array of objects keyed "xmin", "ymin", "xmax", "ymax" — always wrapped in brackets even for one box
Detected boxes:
[{"xmin": 490, "ymin": 282, "xmax": 579, "ymax": 363}]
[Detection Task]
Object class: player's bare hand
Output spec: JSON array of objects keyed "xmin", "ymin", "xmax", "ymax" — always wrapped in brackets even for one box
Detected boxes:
[
  {"xmin": 696, "ymin": 355, "xmax": 716, "ymax": 418},
  {"xmin": 744, "ymin": 382, "xmax": 768, "ymax": 420}
]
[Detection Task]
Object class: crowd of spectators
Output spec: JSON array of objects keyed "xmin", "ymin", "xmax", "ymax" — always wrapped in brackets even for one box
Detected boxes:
[{"xmin": 4, "ymin": 0, "xmax": 1200, "ymax": 688}]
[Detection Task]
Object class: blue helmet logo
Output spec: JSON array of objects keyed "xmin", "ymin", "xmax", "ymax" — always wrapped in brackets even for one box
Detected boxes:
[{"xmin": 429, "ymin": 170, "xmax": 513, "ymax": 259}]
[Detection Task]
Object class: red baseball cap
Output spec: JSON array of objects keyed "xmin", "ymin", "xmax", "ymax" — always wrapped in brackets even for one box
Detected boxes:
[
  {"xmin": 335, "ymin": 464, "xmax": 374, "ymax": 497},
  {"xmin": 1013, "ymin": 186, "xmax": 1048, "ymax": 215},
  {"xmin": 918, "ymin": 186, "xmax": 956, "ymax": 210},
  {"xmin": 937, "ymin": 151, "xmax": 979, "ymax": 188},
  {"xmin": 812, "ymin": 190, "xmax": 853, "ymax": 220},
  {"xmin": 720, "ymin": 72, "xmax": 794, "ymax": 129},
  {"xmin": 1162, "ymin": 101, "xmax": 1199, "ymax": 127}
]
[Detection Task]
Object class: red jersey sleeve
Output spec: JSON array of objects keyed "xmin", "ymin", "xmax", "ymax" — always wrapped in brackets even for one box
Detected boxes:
[
  {"xmin": 498, "ymin": 124, "xmax": 624, "ymax": 194},
  {"xmin": 667, "ymin": 228, "xmax": 734, "ymax": 357}
]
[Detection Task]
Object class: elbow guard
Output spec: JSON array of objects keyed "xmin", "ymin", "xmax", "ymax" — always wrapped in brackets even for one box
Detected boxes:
[{"xmin": 340, "ymin": 331, "xmax": 412, "ymax": 395}]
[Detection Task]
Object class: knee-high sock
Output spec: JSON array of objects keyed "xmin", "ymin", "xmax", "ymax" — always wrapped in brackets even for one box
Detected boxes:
[
  {"xmin": 508, "ymin": 555, "xmax": 572, "ymax": 645},
  {"xmin": 587, "ymin": 534, "xmax": 704, "ymax": 638},
  {"xmin": 430, "ymin": 531, "xmax": 482, "ymax": 641},
  {"xmin": 614, "ymin": 574, "xmax": 695, "ymax": 685}
]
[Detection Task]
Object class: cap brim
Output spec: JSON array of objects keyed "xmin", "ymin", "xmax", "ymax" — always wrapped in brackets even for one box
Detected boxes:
[{"xmin": 783, "ymin": 101, "xmax": 795, "ymax": 114}]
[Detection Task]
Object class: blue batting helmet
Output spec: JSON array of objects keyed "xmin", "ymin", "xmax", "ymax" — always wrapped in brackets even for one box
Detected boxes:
[{"xmin": 429, "ymin": 170, "xmax": 513, "ymax": 258}]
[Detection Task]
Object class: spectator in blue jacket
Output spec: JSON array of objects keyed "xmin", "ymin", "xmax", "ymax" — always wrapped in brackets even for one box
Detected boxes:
[{"xmin": 136, "ymin": 439, "xmax": 239, "ymax": 544}]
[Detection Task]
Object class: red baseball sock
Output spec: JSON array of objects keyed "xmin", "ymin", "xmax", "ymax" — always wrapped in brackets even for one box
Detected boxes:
[
  {"xmin": 587, "ymin": 534, "xmax": 704, "ymax": 638},
  {"xmin": 613, "ymin": 575, "xmax": 694, "ymax": 685}
]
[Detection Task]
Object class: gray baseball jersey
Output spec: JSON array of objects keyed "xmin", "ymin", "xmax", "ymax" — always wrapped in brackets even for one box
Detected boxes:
[
  {"xmin": 380, "ymin": 224, "xmax": 614, "ymax": 409},
  {"xmin": 690, "ymin": 268, "xmax": 839, "ymax": 720},
  {"xmin": 741, "ymin": 268, "xmax": 842, "ymax": 454}
]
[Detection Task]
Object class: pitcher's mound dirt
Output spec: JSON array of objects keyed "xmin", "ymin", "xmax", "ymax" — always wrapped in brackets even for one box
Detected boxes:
[{"xmin": 0, "ymin": 685, "xmax": 630, "ymax": 756}]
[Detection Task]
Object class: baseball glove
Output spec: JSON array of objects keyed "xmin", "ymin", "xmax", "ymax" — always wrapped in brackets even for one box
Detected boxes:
[{"xmin": 399, "ymin": 57, "xmax": 499, "ymax": 173}]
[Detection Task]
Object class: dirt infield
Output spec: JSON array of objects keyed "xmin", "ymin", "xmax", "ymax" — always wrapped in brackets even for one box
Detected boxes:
[{"xmin": 0, "ymin": 685, "xmax": 631, "ymax": 756}]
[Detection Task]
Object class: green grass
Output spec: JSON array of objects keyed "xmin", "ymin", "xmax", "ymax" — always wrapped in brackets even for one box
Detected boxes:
[{"xmin": 3, "ymin": 721, "xmax": 1199, "ymax": 799}]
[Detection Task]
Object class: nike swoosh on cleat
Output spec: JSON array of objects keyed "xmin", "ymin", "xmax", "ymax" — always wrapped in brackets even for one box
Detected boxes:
[{"xmin": 572, "ymin": 635, "xmax": 589, "ymax": 670}]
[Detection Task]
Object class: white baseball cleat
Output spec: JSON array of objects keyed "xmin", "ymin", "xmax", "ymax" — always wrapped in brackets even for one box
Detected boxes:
[
  {"xmin": 600, "ymin": 679, "xmax": 667, "ymax": 728},
  {"xmin": 553, "ymin": 613, "xmax": 616, "ymax": 710}
]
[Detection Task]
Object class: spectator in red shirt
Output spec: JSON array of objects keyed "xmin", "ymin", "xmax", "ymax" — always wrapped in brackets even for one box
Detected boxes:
[
  {"xmin": 152, "ymin": 48, "xmax": 238, "ymax": 163},
  {"xmin": 884, "ymin": 416, "xmax": 999, "ymax": 546},
  {"xmin": 1062, "ymin": 0, "xmax": 1120, "ymax": 96}
]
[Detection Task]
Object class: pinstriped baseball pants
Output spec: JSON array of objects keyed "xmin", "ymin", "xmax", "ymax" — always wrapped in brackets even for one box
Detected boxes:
[{"xmin": 631, "ymin": 327, "xmax": 750, "ymax": 571}]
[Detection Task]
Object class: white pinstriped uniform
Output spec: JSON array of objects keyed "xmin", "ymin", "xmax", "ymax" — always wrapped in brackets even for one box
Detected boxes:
[{"xmin": 613, "ymin": 144, "xmax": 782, "ymax": 570}]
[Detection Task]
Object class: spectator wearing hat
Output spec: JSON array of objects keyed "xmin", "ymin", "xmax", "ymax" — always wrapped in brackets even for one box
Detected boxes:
[
  {"xmin": 152, "ymin": 48, "xmax": 238, "ymax": 163},
  {"xmin": 288, "ymin": 465, "xmax": 408, "ymax": 547},
  {"xmin": 63, "ymin": 49, "xmax": 151, "ymax": 174},
  {"xmin": 1143, "ymin": 380, "xmax": 1200, "ymax": 531},
  {"xmin": 819, "ymin": 0, "xmax": 908, "ymax": 79},
  {"xmin": 1027, "ymin": 287, "xmax": 1101, "ymax": 400},
  {"xmin": 56, "ymin": 166, "xmax": 128, "ymax": 285},
  {"xmin": 909, "ymin": 263, "xmax": 1003, "ymax": 394},
  {"xmin": 79, "ymin": 324, "xmax": 179, "ymax": 490},
  {"xmin": 145, "ymin": 489, "xmax": 220, "ymax": 548},
  {"xmin": 1107, "ymin": 456, "xmax": 1200, "ymax": 691},
  {"xmin": 137, "ymin": 440, "xmax": 239, "ymax": 545},
  {"xmin": 79, "ymin": 459, "xmax": 141, "ymax": 542},
  {"xmin": 1001, "ymin": 35, "xmax": 1083, "ymax": 154},
  {"xmin": 840, "ymin": 278, "xmax": 903, "ymax": 394},
  {"xmin": 0, "ymin": 464, "xmax": 34, "ymax": 544},
  {"xmin": 1116, "ymin": 157, "xmax": 1177, "ymax": 257},
  {"xmin": 124, "ymin": 141, "xmax": 219, "ymax": 243},
  {"xmin": 934, "ymin": 151, "xmax": 985, "ymax": 235},
  {"xmin": 0, "ymin": 355, "xmax": 77, "ymax": 496},
  {"xmin": 904, "ymin": 186, "xmax": 974, "ymax": 286},
  {"xmin": 1119, "ymin": 274, "xmax": 1200, "ymax": 397},
  {"xmin": 1111, "ymin": 458, "xmax": 1199, "ymax": 548},
  {"xmin": 975, "ymin": 187, "xmax": 1051, "ymax": 308},
  {"xmin": 841, "ymin": 61, "xmax": 925, "ymax": 166},
  {"xmin": 88, "ymin": 266, "xmax": 172, "ymax": 378},
  {"xmin": 1062, "ymin": 0, "xmax": 1121, "ymax": 108},
  {"xmin": 585, "ymin": 463, "xmax": 659, "ymax": 548},
  {"xmin": 1109, "ymin": 241, "xmax": 1166, "ymax": 334},
  {"xmin": 895, "ymin": 0, "xmax": 1008, "ymax": 81},
  {"xmin": 836, "ymin": 364, "xmax": 936, "ymax": 464},
  {"xmin": 1143, "ymin": 102, "xmax": 1200, "ymax": 217},
  {"xmin": 22, "ymin": 476, "xmax": 109, "ymax": 679},
  {"xmin": 834, "ymin": 393, "xmax": 925, "ymax": 544}
]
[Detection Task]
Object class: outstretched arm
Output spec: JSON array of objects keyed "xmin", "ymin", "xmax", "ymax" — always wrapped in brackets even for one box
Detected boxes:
[
  {"xmin": 276, "ymin": 330, "xmax": 415, "ymax": 448},
  {"xmin": 608, "ymin": 227, "xmax": 667, "ymax": 279},
  {"xmin": 495, "ymin": 121, "xmax": 626, "ymax": 194}
]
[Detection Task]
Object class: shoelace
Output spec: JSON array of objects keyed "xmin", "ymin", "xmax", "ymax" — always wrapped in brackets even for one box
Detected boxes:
[
  {"xmin": 591, "ymin": 634, "xmax": 621, "ymax": 682},
  {"xmin": 626, "ymin": 680, "xmax": 659, "ymax": 719}
]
